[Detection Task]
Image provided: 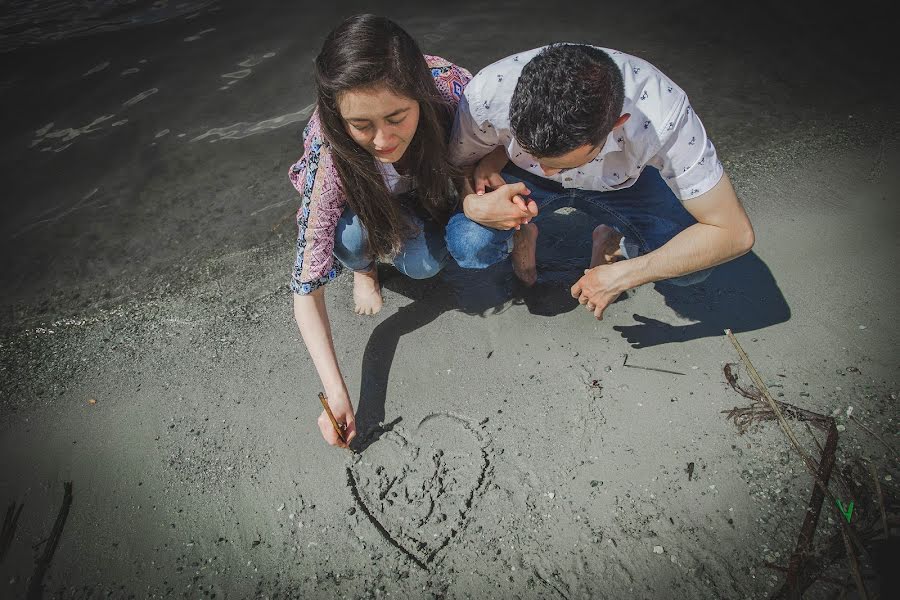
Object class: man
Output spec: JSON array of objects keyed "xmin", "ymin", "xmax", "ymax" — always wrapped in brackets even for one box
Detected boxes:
[{"xmin": 446, "ymin": 44, "xmax": 755, "ymax": 319}]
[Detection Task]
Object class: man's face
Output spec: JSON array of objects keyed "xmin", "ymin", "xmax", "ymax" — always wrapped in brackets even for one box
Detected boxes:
[{"xmin": 537, "ymin": 143, "xmax": 603, "ymax": 177}]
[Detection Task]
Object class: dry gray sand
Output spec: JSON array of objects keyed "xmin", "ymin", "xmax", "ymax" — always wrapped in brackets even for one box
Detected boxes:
[{"xmin": 1, "ymin": 1, "xmax": 898, "ymax": 599}]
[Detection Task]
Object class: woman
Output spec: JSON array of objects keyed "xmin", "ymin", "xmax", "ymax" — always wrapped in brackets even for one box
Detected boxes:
[{"xmin": 288, "ymin": 14, "xmax": 472, "ymax": 447}]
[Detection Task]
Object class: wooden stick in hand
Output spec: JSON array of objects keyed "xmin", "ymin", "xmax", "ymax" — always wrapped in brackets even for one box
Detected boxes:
[{"xmin": 318, "ymin": 392, "xmax": 346, "ymax": 445}]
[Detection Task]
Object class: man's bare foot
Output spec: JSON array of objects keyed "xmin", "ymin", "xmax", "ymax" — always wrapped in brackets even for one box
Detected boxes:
[
  {"xmin": 590, "ymin": 225, "xmax": 625, "ymax": 268},
  {"xmin": 511, "ymin": 223, "xmax": 538, "ymax": 286},
  {"xmin": 353, "ymin": 268, "xmax": 383, "ymax": 315}
]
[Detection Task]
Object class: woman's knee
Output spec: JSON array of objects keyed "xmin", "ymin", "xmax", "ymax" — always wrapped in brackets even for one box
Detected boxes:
[
  {"xmin": 395, "ymin": 252, "xmax": 447, "ymax": 279},
  {"xmin": 333, "ymin": 209, "xmax": 372, "ymax": 270}
]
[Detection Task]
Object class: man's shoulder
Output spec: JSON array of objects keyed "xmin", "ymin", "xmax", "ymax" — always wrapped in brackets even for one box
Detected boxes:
[
  {"xmin": 462, "ymin": 47, "xmax": 545, "ymax": 119},
  {"xmin": 469, "ymin": 47, "xmax": 544, "ymax": 87},
  {"xmin": 607, "ymin": 49, "xmax": 688, "ymax": 135}
]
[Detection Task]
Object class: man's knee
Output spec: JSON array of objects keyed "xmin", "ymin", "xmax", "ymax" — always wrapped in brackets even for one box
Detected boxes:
[{"xmin": 661, "ymin": 267, "xmax": 713, "ymax": 287}]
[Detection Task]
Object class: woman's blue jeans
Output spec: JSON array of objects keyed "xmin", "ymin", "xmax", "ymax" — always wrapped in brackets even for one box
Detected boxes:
[
  {"xmin": 445, "ymin": 164, "xmax": 712, "ymax": 286},
  {"xmin": 332, "ymin": 205, "xmax": 449, "ymax": 280}
]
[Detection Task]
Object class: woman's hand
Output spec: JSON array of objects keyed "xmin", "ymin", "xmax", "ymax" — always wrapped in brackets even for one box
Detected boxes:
[
  {"xmin": 473, "ymin": 146, "xmax": 510, "ymax": 194},
  {"xmin": 317, "ymin": 391, "xmax": 357, "ymax": 448},
  {"xmin": 463, "ymin": 182, "xmax": 539, "ymax": 230}
]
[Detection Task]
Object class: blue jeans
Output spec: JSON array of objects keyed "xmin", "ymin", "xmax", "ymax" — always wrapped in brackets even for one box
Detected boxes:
[
  {"xmin": 445, "ymin": 164, "xmax": 711, "ymax": 286},
  {"xmin": 333, "ymin": 205, "xmax": 449, "ymax": 279}
]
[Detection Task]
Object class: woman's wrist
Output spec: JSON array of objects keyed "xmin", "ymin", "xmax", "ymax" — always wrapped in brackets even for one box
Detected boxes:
[
  {"xmin": 321, "ymin": 379, "xmax": 348, "ymax": 397},
  {"xmin": 462, "ymin": 193, "xmax": 484, "ymax": 222}
]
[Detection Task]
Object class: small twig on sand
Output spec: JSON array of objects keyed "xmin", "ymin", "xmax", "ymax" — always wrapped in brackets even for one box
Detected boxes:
[
  {"xmin": 624, "ymin": 363, "xmax": 686, "ymax": 376},
  {"xmin": 27, "ymin": 482, "xmax": 73, "ymax": 600},
  {"xmin": 849, "ymin": 414, "xmax": 899, "ymax": 462},
  {"xmin": 1, "ymin": 501, "xmax": 24, "ymax": 564},
  {"xmin": 623, "ymin": 353, "xmax": 686, "ymax": 375},
  {"xmin": 724, "ymin": 329, "xmax": 870, "ymax": 600},
  {"xmin": 868, "ymin": 462, "xmax": 889, "ymax": 539},
  {"xmin": 841, "ymin": 527, "xmax": 867, "ymax": 599},
  {"xmin": 30, "ymin": 536, "xmax": 50, "ymax": 551}
]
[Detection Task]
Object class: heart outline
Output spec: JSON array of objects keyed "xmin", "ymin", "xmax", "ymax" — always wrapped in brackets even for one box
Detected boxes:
[{"xmin": 347, "ymin": 412, "xmax": 492, "ymax": 569}]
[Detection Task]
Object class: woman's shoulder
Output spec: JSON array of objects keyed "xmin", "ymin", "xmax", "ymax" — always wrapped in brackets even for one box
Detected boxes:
[{"xmin": 424, "ymin": 54, "xmax": 472, "ymax": 103}]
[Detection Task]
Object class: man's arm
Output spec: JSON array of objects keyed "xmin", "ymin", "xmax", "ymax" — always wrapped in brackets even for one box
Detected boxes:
[
  {"xmin": 571, "ymin": 173, "xmax": 754, "ymax": 318},
  {"xmin": 617, "ymin": 172, "xmax": 753, "ymax": 284},
  {"xmin": 449, "ymin": 92, "xmax": 500, "ymax": 167},
  {"xmin": 450, "ymin": 94, "xmax": 537, "ymax": 229}
]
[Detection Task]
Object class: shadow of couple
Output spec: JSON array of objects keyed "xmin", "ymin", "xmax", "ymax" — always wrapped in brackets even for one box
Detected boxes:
[{"xmin": 352, "ymin": 210, "xmax": 790, "ymax": 446}]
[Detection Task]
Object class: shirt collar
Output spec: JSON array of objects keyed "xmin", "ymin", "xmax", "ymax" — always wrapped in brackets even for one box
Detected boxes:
[{"xmin": 597, "ymin": 127, "xmax": 624, "ymax": 159}]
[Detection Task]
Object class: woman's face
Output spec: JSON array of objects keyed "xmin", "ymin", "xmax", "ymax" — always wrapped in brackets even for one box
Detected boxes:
[{"xmin": 337, "ymin": 86, "xmax": 420, "ymax": 164}]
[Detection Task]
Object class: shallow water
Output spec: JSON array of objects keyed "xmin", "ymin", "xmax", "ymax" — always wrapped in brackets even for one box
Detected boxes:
[{"xmin": 0, "ymin": 0, "xmax": 218, "ymax": 53}]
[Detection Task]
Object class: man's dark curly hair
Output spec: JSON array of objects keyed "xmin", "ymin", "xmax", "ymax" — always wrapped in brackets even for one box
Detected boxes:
[{"xmin": 510, "ymin": 44, "xmax": 625, "ymax": 158}]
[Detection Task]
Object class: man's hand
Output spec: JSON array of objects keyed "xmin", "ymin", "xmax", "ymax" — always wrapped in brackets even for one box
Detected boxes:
[
  {"xmin": 317, "ymin": 392, "xmax": 357, "ymax": 448},
  {"xmin": 463, "ymin": 182, "xmax": 539, "ymax": 230},
  {"xmin": 570, "ymin": 263, "xmax": 628, "ymax": 319},
  {"xmin": 473, "ymin": 146, "xmax": 510, "ymax": 194}
]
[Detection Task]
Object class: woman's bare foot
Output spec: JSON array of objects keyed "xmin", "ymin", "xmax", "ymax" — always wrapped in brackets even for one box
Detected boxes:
[
  {"xmin": 511, "ymin": 223, "xmax": 539, "ymax": 286},
  {"xmin": 353, "ymin": 267, "xmax": 383, "ymax": 315},
  {"xmin": 590, "ymin": 225, "xmax": 625, "ymax": 268}
]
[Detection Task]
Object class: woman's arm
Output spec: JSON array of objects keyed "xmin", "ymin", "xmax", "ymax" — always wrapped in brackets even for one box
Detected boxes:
[{"xmin": 293, "ymin": 288, "xmax": 357, "ymax": 447}]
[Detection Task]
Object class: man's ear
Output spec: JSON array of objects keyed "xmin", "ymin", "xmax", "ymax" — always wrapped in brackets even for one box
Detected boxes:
[{"xmin": 613, "ymin": 113, "xmax": 631, "ymax": 128}]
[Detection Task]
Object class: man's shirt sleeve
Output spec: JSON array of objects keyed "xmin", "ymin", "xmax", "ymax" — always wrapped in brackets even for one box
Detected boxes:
[
  {"xmin": 648, "ymin": 99, "xmax": 724, "ymax": 202},
  {"xmin": 448, "ymin": 90, "xmax": 501, "ymax": 167}
]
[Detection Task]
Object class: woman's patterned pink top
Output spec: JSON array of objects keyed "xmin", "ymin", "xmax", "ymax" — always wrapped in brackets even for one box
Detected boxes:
[{"xmin": 288, "ymin": 55, "xmax": 472, "ymax": 295}]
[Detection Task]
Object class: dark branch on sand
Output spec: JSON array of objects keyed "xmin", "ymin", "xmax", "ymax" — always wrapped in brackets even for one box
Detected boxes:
[
  {"xmin": 1, "ymin": 501, "xmax": 24, "ymax": 564},
  {"xmin": 723, "ymin": 330, "xmax": 870, "ymax": 600},
  {"xmin": 27, "ymin": 481, "xmax": 73, "ymax": 600}
]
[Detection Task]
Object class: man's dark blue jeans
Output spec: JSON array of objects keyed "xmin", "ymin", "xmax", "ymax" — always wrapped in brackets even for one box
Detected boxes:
[{"xmin": 446, "ymin": 163, "xmax": 712, "ymax": 286}]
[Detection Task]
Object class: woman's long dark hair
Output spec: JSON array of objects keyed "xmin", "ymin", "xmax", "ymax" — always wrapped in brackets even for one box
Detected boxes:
[{"xmin": 314, "ymin": 14, "xmax": 459, "ymax": 259}]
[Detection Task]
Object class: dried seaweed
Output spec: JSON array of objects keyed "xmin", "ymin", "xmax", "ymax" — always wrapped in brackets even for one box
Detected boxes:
[{"xmin": 721, "ymin": 363, "xmax": 831, "ymax": 434}]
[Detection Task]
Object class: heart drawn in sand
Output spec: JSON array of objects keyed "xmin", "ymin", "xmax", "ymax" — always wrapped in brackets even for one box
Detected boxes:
[{"xmin": 347, "ymin": 412, "xmax": 492, "ymax": 568}]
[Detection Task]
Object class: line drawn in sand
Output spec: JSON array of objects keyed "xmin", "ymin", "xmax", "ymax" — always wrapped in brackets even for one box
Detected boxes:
[
  {"xmin": 346, "ymin": 412, "xmax": 493, "ymax": 569},
  {"xmin": 8, "ymin": 188, "xmax": 107, "ymax": 241},
  {"xmin": 249, "ymin": 199, "xmax": 293, "ymax": 217}
]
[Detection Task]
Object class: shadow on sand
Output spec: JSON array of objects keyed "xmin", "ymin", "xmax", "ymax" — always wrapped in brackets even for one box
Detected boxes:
[{"xmin": 352, "ymin": 210, "xmax": 790, "ymax": 444}]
